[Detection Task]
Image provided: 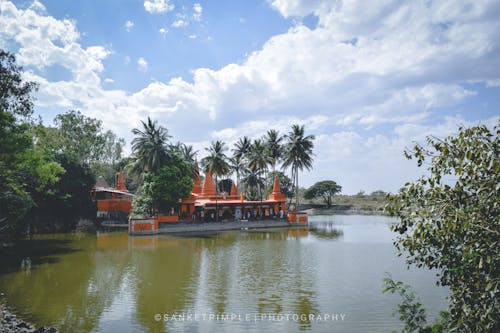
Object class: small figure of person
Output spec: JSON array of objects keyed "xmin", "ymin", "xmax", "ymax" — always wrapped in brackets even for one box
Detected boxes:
[{"xmin": 279, "ymin": 209, "xmax": 284, "ymax": 220}]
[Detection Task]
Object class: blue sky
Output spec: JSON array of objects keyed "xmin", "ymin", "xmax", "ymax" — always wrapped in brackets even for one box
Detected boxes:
[{"xmin": 1, "ymin": 0, "xmax": 499, "ymax": 194}]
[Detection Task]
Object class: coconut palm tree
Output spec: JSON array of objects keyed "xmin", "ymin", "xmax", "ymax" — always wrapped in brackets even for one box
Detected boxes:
[
  {"xmin": 264, "ymin": 129, "xmax": 283, "ymax": 190},
  {"xmin": 201, "ymin": 140, "xmax": 230, "ymax": 222},
  {"xmin": 179, "ymin": 143, "xmax": 198, "ymax": 164},
  {"xmin": 131, "ymin": 117, "xmax": 171, "ymax": 175},
  {"xmin": 247, "ymin": 139, "xmax": 270, "ymax": 189},
  {"xmin": 229, "ymin": 155, "xmax": 243, "ymax": 193},
  {"xmin": 282, "ymin": 124, "xmax": 315, "ymax": 209},
  {"xmin": 240, "ymin": 165, "xmax": 265, "ymax": 201},
  {"xmin": 232, "ymin": 136, "xmax": 251, "ymax": 192},
  {"xmin": 232, "ymin": 136, "xmax": 251, "ymax": 161},
  {"xmin": 264, "ymin": 129, "xmax": 283, "ymax": 174}
]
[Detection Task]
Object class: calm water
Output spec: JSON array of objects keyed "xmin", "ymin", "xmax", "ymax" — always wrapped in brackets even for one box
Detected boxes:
[{"xmin": 0, "ymin": 215, "xmax": 448, "ymax": 332}]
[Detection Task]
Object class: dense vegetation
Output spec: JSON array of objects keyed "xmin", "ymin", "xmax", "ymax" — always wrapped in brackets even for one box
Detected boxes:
[
  {"xmin": 0, "ymin": 50, "xmax": 124, "ymax": 234},
  {"xmin": 386, "ymin": 123, "xmax": 499, "ymax": 332}
]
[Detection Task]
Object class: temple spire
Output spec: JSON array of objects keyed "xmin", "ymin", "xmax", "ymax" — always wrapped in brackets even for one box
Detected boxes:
[
  {"xmin": 116, "ymin": 170, "xmax": 128, "ymax": 191},
  {"xmin": 272, "ymin": 176, "xmax": 281, "ymax": 194},
  {"xmin": 230, "ymin": 182, "xmax": 238, "ymax": 196},
  {"xmin": 201, "ymin": 170, "xmax": 216, "ymax": 196}
]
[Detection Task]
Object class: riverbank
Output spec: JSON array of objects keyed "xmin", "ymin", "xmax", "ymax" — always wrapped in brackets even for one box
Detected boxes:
[
  {"xmin": 0, "ymin": 301, "xmax": 57, "ymax": 333},
  {"xmin": 302, "ymin": 208, "xmax": 387, "ymax": 216},
  {"xmin": 132, "ymin": 219, "xmax": 298, "ymax": 235}
]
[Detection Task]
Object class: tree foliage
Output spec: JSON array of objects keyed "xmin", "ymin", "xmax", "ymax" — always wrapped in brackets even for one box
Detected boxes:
[
  {"xmin": 386, "ymin": 123, "xmax": 500, "ymax": 332},
  {"xmin": 0, "ymin": 50, "xmax": 65, "ymax": 232},
  {"xmin": 33, "ymin": 110, "xmax": 124, "ymax": 180},
  {"xmin": 282, "ymin": 124, "xmax": 315, "ymax": 209},
  {"xmin": 132, "ymin": 154, "xmax": 193, "ymax": 215},
  {"xmin": 383, "ymin": 275, "xmax": 449, "ymax": 333},
  {"xmin": 131, "ymin": 117, "xmax": 171, "ymax": 175},
  {"xmin": 304, "ymin": 180, "xmax": 342, "ymax": 207}
]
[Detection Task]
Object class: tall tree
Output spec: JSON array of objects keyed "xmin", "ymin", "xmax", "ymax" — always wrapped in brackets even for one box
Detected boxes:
[
  {"xmin": 241, "ymin": 166, "xmax": 265, "ymax": 201},
  {"xmin": 282, "ymin": 124, "xmax": 315, "ymax": 209},
  {"xmin": 232, "ymin": 136, "xmax": 251, "ymax": 161},
  {"xmin": 229, "ymin": 155, "xmax": 243, "ymax": 193},
  {"xmin": 178, "ymin": 143, "xmax": 197, "ymax": 165},
  {"xmin": 247, "ymin": 139, "xmax": 269, "ymax": 201},
  {"xmin": 132, "ymin": 154, "xmax": 193, "ymax": 216},
  {"xmin": 232, "ymin": 136, "xmax": 251, "ymax": 193},
  {"xmin": 386, "ymin": 123, "xmax": 500, "ymax": 332},
  {"xmin": 201, "ymin": 141, "xmax": 230, "ymax": 222},
  {"xmin": 131, "ymin": 117, "xmax": 171, "ymax": 175},
  {"xmin": 264, "ymin": 129, "xmax": 283, "ymax": 174},
  {"xmin": 0, "ymin": 50, "xmax": 64, "ymax": 232},
  {"xmin": 33, "ymin": 110, "xmax": 125, "ymax": 181}
]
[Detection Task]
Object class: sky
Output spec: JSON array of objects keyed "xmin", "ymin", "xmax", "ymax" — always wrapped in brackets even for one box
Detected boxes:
[{"xmin": 1, "ymin": 0, "xmax": 499, "ymax": 194}]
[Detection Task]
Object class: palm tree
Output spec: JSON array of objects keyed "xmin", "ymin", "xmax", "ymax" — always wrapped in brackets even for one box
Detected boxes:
[
  {"xmin": 201, "ymin": 140, "xmax": 230, "ymax": 222},
  {"xmin": 232, "ymin": 136, "xmax": 251, "ymax": 192},
  {"xmin": 131, "ymin": 117, "xmax": 171, "ymax": 174},
  {"xmin": 241, "ymin": 165, "xmax": 265, "ymax": 201},
  {"xmin": 232, "ymin": 136, "xmax": 251, "ymax": 161},
  {"xmin": 179, "ymin": 144, "xmax": 198, "ymax": 164},
  {"xmin": 247, "ymin": 139, "xmax": 270, "ymax": 195},
  {"xmin": 264, "ymin": 129, "xmax": 283, "ymax": 188},
  {"xmin": 282, "ymin": 124, "xmax": 315, "ymax": 210},
  {"xmin": 229, "ymin": 155, "xmax": 243, "ymax": 193}
]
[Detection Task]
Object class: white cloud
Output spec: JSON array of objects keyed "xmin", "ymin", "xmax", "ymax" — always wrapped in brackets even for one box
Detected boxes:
[
  {"xmin": 1, "ymin": 0, "xmax": 499, "ymax": 193},
  {"xmin": 29, "ymin": 0, "xmax": 46, "ymax": 12},
  {"xmin": 143, "ymin": 0, "xmax": 174, "ymax": 14},
  {"xmin": 125, "ymin": 20, "xmax": 134, "ymax": 32},
  {"xmin": 193, "ymin": 3, "xmax": 202, "ymax": 21},
  {"xmin": 189, "ymin": 34, "xmax": 197, "ymax": 39},
  {"xmin": 104, "ymin": 78, "xmax": 114, "ymax": 84},
  {"xmin": 137, "ymin": 57, "xmax": 148, "ymax": 72},
  {"xmin": 171, "ymin": 19, "xmax": 188, "ymax": 28},
  {"xmin": 159, "ymin": 27, "xmax": 168, "ymax": 36}
]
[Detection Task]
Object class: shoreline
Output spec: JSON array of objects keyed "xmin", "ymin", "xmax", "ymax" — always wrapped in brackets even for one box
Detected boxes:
[
  {"xmin": 131, "ymin": 219, "xmax": 301, "ymax": 235},
  {"xmin": 0, "ymin": 301, "xmax": 57, "ymax": 333},
  {"xmin": 301, "ymin": 208, "xmax": 387, "ymax": 216}
]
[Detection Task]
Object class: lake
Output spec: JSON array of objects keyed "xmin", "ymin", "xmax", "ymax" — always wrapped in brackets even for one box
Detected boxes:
[{"xmin": 0, "ymin": 215, "xmax": 449, "ymax": 332}]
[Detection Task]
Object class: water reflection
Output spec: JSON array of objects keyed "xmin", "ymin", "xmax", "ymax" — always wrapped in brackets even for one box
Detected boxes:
[
  {"xmin": 308, "ymin": 222, "xmax": 343, "ymax": 240},
  {"xmin": 0, "ymin": 218, "xmax": 448, "ymax": 333}
]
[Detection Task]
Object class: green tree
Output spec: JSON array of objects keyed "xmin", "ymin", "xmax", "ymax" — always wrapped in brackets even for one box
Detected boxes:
[
  {"xmin": 386, "ymin": 123, "xmax": 500, "ymax": 332},
  {"xmin": 0, "ymin": 50, "xmax": 64, "ymax": 232},
  {"xmin": 282, "ymin": 124, "xmax": 315, "ymax": 209},
  {"xmin": 232, "ymin": 136, "xmax": 251, "ymax": 192},
  {"xmin": 264, "ymin": 129, "xmax": 283, "ymax": 174},
  {"xmin": 131, "ymin": 117, "xmax": 171, "ymax": 175},
  {"xmin": 304, "ymin": 180, "xmax": 342, "ymax": 207},
  {"xmin": 33, "ymin": 111, "xmax": 124, "ymax": 181},
  {"xmin": 247, "ymin": 139, "xmax": 270, "ymax": 200},
  {"xmin": 229, "ymin": 155, "xmax": 244, "ymax": 192},
  {"xmin": 51, "ymin": 111, "xmax": 123, "ymax": 165},
  {"xmin": 202, "ymin": 141, "xmax": 230, "ymax": 222},
  {"xmin": 0, "ymin": 50, "xmax": 37, "ymax": 118},
  {"xmin": 241, "ymin": 166, "xmax": 265, "ymax": 201},
  {"xmin": 149, "ymin": 155, "xmax": 193, "ymax": 213},
  {"xmin": 132, "ymin": 154, "xmax": 193, "ymax": 215}
]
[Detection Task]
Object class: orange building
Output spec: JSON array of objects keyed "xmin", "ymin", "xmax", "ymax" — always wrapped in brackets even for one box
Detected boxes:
[
  {"xmin": 129, "ymin": 168, "xmax": 291, "ymax": 234},
  {"xmin": 91, "ymin": 170, "xmax": 134, "ymax": 223},
  {"xmin": 176, "ymin": 170, "xmax": 288, "ymax": 223}
]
